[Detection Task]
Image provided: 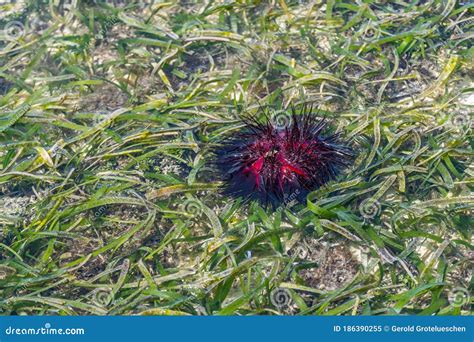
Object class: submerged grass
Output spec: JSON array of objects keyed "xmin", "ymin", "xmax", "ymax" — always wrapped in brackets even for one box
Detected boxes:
[{"xmin": 0, "ymin": 1, "xmax": 472, "ymax": 315}]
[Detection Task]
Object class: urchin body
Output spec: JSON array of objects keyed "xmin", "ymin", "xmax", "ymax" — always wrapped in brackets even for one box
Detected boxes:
[{"xmin": 216, "ymin": 108, "xmax": 352, "ymax": 205}]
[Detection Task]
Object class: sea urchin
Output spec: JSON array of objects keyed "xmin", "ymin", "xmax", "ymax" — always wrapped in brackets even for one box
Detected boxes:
[{"xmin": 215, "ymin": 107, "xmax": 352, "ymax": 205}]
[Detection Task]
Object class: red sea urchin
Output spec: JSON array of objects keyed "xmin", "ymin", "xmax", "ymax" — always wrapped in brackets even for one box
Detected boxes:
[{"xmin": 215, "ymin": 107, "xmax": 352, "ymax": 205}]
